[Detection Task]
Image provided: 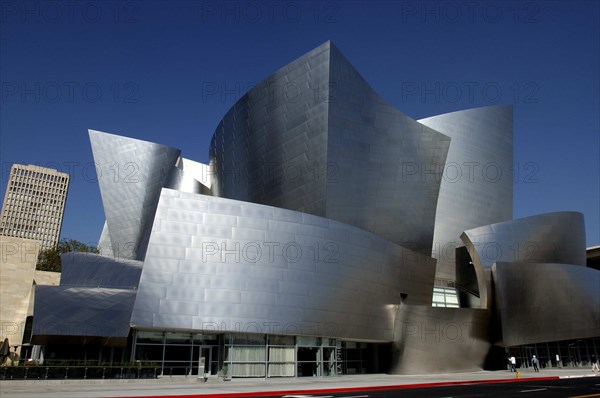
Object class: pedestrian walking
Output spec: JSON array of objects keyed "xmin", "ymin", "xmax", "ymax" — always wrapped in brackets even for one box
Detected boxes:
[
  {"xmin": 510, "ymin": 356, "xmax": 516, "ymax": 372},
  {"xmin": 592, "ymin": 354, "xmax": 600, "ymax": 372},
  {"xmin": 532, "ymin": 355, "xmax": 539, "ymax": 372}
]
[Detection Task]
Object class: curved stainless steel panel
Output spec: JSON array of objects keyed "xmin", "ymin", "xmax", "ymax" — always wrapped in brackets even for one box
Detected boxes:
[
  {"xmin": 131, "ymin": 188, "xmax": 436, "ymax": 342},
  {"xmin": 326, "ymin": 45, "xmax": 450, "ymax": 253},
  {"xmin": 419, "ymin": 105, "xmax": 513, "ymax": 281},
  {"xmin": 60, "ymin": 252, "xmax": 143, "ymax": 289},
  {"xmin": 32, "ymin": 286, "xmax": 136, "ymax": 340},
  {"xmin": 463, "ymin": 212, "xmax": 586, "ymax": 269},
  {"xmin": 492, "ymin": 262, "xmax": 600, "ymax": 346},
  {"xmin": 392, "ymin": 305, "xmax": 491, "ymax": 374},
  {"xmin": 462, "ymin": 211, "xmax": 586, "ymax": 308},
  {"xmin": 27, "ymin": 42, "xmax": 599, "ymax": 375},
  {"xmin": 177, "ymin": 157, "xmax": 213, "ymax": 189},
  {"xmin": 89, "ymin": 130, "xmax": 181, "ymax": 261},
  {"xmin": 209, "ymin": 41, "xmax": 450, "ymax": 253},
  {"xmin": 165, "ymin": 166, "xmax": 210, "ymax": 195},
  {"xmin": 209, "ymin": 41, "xmax": 331, "ymax": 218},
  {"xmin": 97, "ymin": 221, "xmax": 114, "ymax": 257}
]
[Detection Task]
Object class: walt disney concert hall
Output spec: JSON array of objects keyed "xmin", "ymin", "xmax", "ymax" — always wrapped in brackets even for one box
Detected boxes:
[{"xmin": 31, "ymin": 41, "xmax": 599, "ymax": 377}]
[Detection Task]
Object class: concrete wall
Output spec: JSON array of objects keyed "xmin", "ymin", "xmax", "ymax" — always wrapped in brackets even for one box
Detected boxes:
[{"xmin": 0, "ymin": 237, "xmax": 41, "ymax": 346}]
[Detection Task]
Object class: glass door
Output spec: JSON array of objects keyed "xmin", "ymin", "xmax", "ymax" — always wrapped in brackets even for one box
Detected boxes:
[
  {"xmin": 197, "ymin": 346, "xmax": 212, "ymax": 376},
  {"xmin": 297, "ymin": 346, "xmax": 320, "ymax": 377}
]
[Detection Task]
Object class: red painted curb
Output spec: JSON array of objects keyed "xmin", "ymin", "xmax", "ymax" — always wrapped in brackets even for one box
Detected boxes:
[{"xmin": 118, "ymin": 375, "xmax": 561, "ymax": 398}]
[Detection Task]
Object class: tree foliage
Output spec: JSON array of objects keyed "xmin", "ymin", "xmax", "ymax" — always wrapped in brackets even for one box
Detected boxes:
[{"xmin": 36, "ymin": 239, "xmax": 99, "ymax": 272}]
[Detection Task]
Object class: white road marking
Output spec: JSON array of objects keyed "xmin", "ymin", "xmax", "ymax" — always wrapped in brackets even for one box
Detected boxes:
[
  {"xmin": 520, "ymin": 388, "xmax": 548, "ymax": 393},
  {"xmin": 282, "ymin": 396, "xmax": 334, "ymax": 398},
  {"xmin": 282, "ymin": 395, "xmax": 368, "ymax": 398}
]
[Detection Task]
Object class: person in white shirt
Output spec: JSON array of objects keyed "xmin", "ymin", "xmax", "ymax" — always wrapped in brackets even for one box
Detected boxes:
[
  {"xmin": 531, "ymin": 355, "xmax": 539, "ymax": 372},
  {"xmin": 592, "ymin": 354, "xmax": 600, "ymax": 372}
]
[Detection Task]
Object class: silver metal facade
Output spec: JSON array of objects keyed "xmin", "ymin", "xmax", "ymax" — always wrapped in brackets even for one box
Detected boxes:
[
  {"xmin": 176, "ymin": 157, "xmax": 213, "ymax": 190},
  {"xmin": 60, "ymin": 252, "xmax": 143, "ymax": 288},
  {"xmin": 32, "ymin": 287, "xmax": 137, "ymax": 340},
  {"xmin": 209, "ymin": 41, "xmax": 451, "ymax": 253},
  {"xmin": 130, "ymin": 188, "xmax": 436, "ymax": 342},
  {"xmin": 392, "ymin": 306, "xmax": 491, "ymax": 373},
  {"xmin": 32, "ymin": 253, "xmax": 143, "ymax": 341},
  {"xmin": 463, "ymin": 212, "xmax": 586, "ymax": 269},
  {"xmin": 89, "ymin": 129, "xmax": 181, "ymax": 261},
  {"xmin": 419, "ymin": 105, "xmax": 513, "ymax": 281},
  {"xmin": 492, "ymin": 262, "xmax": 600, "ymax": 346},
  {"xmin": 97, "ymin": 221, "xmax": 114, "ymax": 257},
  {"xmin": 166, "ymin": 156, "xmax": 213, "ymax": 195},
  {"xmin": 462, "ymin": 212, "xmax": 587, "ymax": 308},
  {"xmin": 209, "ymin": 42, "xmax": 331, "ymax": 218},
  {"xmin": 326, "ymin": 44, "xmax": 450, "ymax": 253},
  {"xmin": 30, "ymin": 41, "xmax": 597, "ymax": 375},
  {"xmin": 165, "ymin": 166, "xmax": 209, "ymax": 195}
]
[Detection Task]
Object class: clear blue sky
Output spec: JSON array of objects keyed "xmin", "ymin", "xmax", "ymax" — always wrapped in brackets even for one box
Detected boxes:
[{"xmin": 1, "ymin": 0, "xmax": 598, "ymax": 248}]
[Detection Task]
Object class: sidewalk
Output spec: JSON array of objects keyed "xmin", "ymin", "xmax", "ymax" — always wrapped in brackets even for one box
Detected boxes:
[{"xmin": 1, "ymin": 368, "xmax": 598, "ymax": 398}]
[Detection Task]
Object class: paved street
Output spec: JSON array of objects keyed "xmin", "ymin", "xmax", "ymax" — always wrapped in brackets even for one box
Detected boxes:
[{"xmin": 1, "ymin": 368, "xmax": 598, "ymax": 398}]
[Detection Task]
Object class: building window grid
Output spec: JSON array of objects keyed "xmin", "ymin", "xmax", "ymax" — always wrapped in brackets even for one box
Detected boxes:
[
  {"xmin": 432, "ymin": 287, "xmax": 460, "ymax": 308},
  {"xmin": 132, "ymin": 331, "xmax": 347, "ymax": 379},
  {"xmin": 0, "ymin": 165, "xmax": 68, "ymax": 249},
  {"xmin": 133, "ymin": 331, "xmax": 221, "ymax": 377},
  {"xmin": 511, "ymin": 337, "xmax": 600, "ymax": 369}
]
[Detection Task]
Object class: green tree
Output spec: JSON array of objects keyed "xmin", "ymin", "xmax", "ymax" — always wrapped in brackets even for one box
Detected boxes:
[{"xmin": 36, "ymin": 239, "xmax": 99, "ymax": 272}]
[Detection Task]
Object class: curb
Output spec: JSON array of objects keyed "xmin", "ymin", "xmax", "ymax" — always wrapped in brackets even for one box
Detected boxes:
[
  {"xmin": 121, "ymin": 375, "xmax": 563, "ymax": 398},
  {"xmin": 559, "ymin": 373, "xmax": 600, "ymax": 379}
]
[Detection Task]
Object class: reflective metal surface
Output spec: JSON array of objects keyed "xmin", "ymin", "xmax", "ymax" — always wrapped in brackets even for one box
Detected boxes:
[
  {"xmin": 89, "ymin": 129, "xmax": 181, "ymax": 260},
  {"xmin": 32, "ymin": 253, "xmax": 142, "ymax": 342},
  {"xmin": 462, "ymin": 212, "xmax": 587, "ymax": 308},
  {"xmin": 177, "ymin": 157, "xmax": 213, "ymax": 189},
  {"xmin": 326, "ymin": 44, "xmax": 450, "ymax": 253},
  {"xmin": 209, "ymin": 41, "xmax": 450, "ymax": 253},
  {"xmin": 419, "ymin": 105, "xmax": 513, "ymax": 281},
  {"xmin": 209, "ymin": 41, "xmax": 331, "ymax": 219},
  {"xmin": 131, "ymin": 188, "xmax": 436, "ymax": 342},
  {"xmin": 492, "ymin": 262, "xmax": 600, "ymax": 346},
  {"xmin": 166, "ymin": 157, "xmax": 213, "ymax": 195},
  {"xmin": 60, "ymin": 252, "xmax": 143, "ymax": 288},
  {"xmin": 32, "ymin": 286, "xmax": 136, "ymax": 341},
  {"xmin": 392, "ymin": 305, "xmax": 491, "ymax": 373},
  {"xmin": 97, "ymin": 221, "xmax": 114, "ymax": 257},
  {"xmin": 165, "ymin": 165, "xmax": 207, "ymax": 195},
  {"xmin": 29, "ymin": 41, "xmax": 597, "ymax": 375}
]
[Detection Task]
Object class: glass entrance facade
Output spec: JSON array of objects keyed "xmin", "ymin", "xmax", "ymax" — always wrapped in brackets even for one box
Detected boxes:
[
  {"xmin": 131, "ymin": 330, "xmax": 381, "ymax": 378},
  {"xmin": 508, "ymin": 337, "xmax": 600, "ymax": 370},
  {"xmin": 133, "ymin": 331, "xmax": 219, "ymax": 376}
]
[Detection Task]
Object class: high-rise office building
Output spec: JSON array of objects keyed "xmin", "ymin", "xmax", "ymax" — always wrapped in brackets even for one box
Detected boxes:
[{"xmin": 0, "ymin": 164, "xmax": 69, "ymax": 250}]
